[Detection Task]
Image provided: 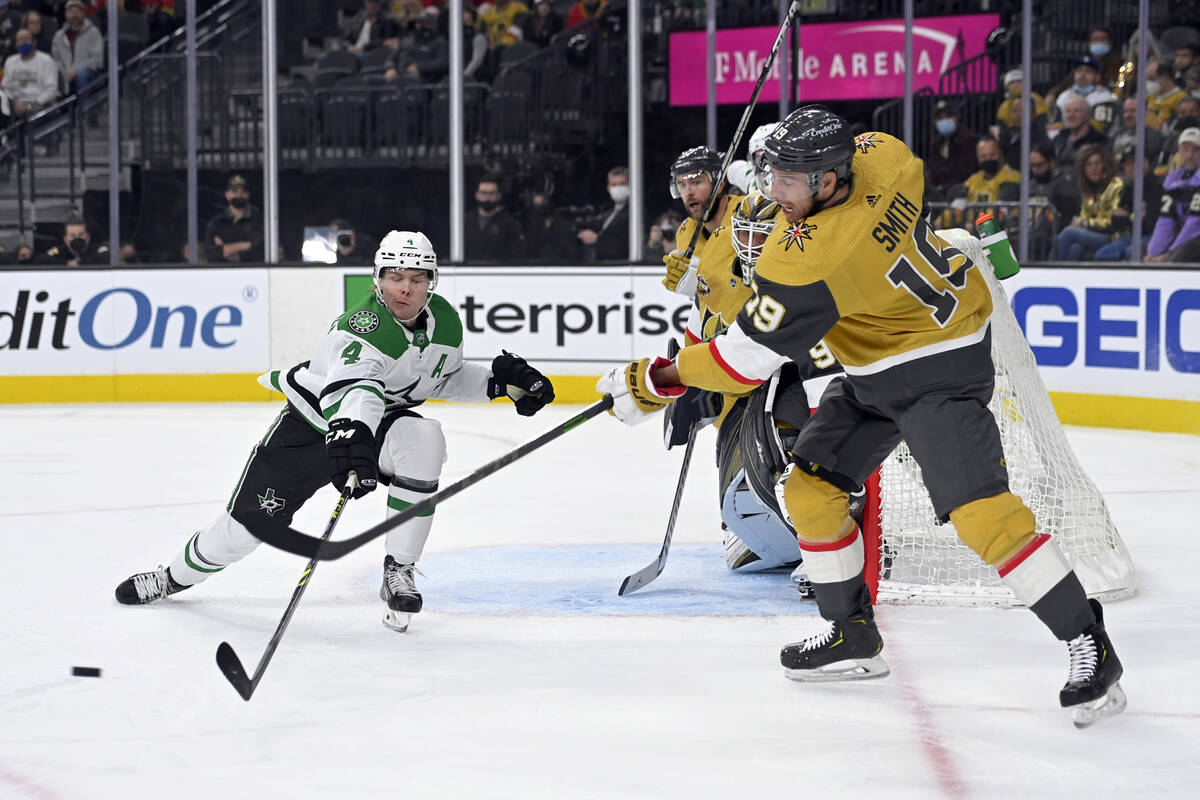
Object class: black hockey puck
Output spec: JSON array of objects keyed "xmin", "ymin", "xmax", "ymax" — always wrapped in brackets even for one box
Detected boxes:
[{"xmin": 71, "ymin": 666, "xmax": 102, "ymax": 678}]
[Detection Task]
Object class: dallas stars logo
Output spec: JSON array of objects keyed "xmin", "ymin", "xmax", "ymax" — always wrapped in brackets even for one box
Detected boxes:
[
  {"xmin": 349, "ymin": 310, "xmax": 379, "ymax": 334},
  {"xmin": 780, "ymin": 220, "xmax": 817, "ymax": 252},
  {"xmin": 257, "ymin": 487, "xmax": 287, "ymax": 517},
  {"xmin": 855, "ymin": 132, "xmax": 882, "ymax": 153}
]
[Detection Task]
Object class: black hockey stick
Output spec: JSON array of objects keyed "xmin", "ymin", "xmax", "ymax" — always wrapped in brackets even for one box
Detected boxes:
[
  {"xmin": 248, "ymin": 396, "xmax": 614, "ymax": 562},
  {"xmin": 216, "ymin": 485, "xmax": 353, "ymax": 701},
  {"xmin": 681, "ymin": 0, "xmax": 801, "ymax": 259},
  {"xmin": 617, "ymin": 418, "xmax": 700, "ymax": 596}
]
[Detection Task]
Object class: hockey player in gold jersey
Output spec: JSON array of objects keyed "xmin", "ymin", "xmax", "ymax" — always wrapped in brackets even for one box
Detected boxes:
[
  {"xmin": 662, "ymin": 146, "xmax": 745, "ymax": 295},
  {"xmin": 600, "ymin": 106, "xmax": 1125, "ymax": 727}
]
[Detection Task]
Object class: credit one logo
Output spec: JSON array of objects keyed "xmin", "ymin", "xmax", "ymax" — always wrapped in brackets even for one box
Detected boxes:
[
  {"xmin": 1, "ymin": 288, "xmax": 244, "ymax": 350},
  {"xmin": 1012, "ymin": 286, "xmax": 1200, "ymax": 373}
]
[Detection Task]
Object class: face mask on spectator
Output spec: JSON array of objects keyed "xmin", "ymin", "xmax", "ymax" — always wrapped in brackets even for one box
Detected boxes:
[
  {"xmin": 478, "ymin": 199, "xmax": 499, "ymax": 212},
  {"xmin": 935, "ymin": 118, "xmax": 956, "ymax": 136},
  {"xmin": 980, "ymin": 159, "xmax": 1001, "ymax": 176},
  {"xmin": 608, "ymin": 185, "xmax": 630, "ymax": 203},
  {"xmin": 17, "ymin": 43, "xmax": 35, "ymax": 56},
  {"xmin": 1145, "ymin": 81, "xmax": 1161, "ymax": 97},
  {"xmin": 68, "ymin": 237, "xmax": 88, "ymax": 255},
  {"xmin": 230, "ymin": 197, "xmax": 249, "ymax": 210},
  {"xmin": 1073, "ymin": 83, "xmax": 1096, "ymax": 95},
  {"xmin": 1089, "ymin": 43, "xmax": 1110, "ymax": 58}
]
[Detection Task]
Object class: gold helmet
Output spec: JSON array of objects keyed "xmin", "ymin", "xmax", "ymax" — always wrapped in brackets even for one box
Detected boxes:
[{"xmin": 731, "ymin": 192, "xmax": 781, "ymax": 284}]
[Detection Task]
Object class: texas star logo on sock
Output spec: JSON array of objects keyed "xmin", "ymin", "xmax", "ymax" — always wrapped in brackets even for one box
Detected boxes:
[{"xmin": 257, "ymin": 487, "xmax": 287, "ymax": 516}]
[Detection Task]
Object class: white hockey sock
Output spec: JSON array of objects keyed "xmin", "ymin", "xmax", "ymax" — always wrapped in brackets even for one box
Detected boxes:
[
  {"xmin": 168, "ymin": 512, "xmax": 261, "ymax": 586},
  {"xmin": 384, "ymin": 485, "xmax": 436, "ymax": 564}
]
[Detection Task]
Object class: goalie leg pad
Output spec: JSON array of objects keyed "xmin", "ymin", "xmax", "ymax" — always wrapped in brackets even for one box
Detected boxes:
[
  {"xmin": 949, "ymin": 491, "xmax": 1037, "ymax": 566},
  {"xmin": 379, "ymin": 416, "xmax": 446, "ymax": 563},
  {"xmin": 776, "ymin": 465, "xmax": 862, "ymax": 585},
  {"xmin": 720, "ymin": 470, "xmax": 802, "ymax": 570}
]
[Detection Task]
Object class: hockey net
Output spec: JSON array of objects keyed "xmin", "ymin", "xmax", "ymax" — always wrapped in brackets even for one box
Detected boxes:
[{"xmin": 861, "ymin": 228, "xmax": 1137, "ymax": 607}]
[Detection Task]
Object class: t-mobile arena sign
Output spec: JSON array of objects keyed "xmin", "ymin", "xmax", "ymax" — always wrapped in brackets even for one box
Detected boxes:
[{"xmin": 669, "ymin": 14, "xmax": 999, "ymax": 105}]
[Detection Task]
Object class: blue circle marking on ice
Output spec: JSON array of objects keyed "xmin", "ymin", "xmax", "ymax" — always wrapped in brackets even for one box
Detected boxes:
[{"xmin": 402, "ymin": 543, "xmax": 816, "ymax": 617}]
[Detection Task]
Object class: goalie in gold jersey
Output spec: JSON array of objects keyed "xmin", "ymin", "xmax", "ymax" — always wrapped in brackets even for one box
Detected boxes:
[{"xmin": 599, "ymin": 106, "xmax": 1125, "ymax": 727}]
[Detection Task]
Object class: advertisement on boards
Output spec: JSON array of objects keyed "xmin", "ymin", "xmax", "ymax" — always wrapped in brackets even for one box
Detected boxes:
[
  {"xmin": 0, "ymin": 269, "xmax": 271, "ymax": 376},
  {"xmin": 669, "ymin": 14, "xmax": 999, "ymax": 105}
]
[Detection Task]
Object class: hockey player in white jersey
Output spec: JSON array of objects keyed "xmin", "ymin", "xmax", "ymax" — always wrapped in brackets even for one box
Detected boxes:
[
  {"xmin": 725, "ymin": 121, "xmax": 781, "ymax": 195},
  {"xmin": 115, "ymin": 230, "xmax": 555, "ymax": 632}
]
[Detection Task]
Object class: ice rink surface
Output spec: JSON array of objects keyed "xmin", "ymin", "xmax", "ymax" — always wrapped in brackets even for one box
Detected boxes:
[{"xmin": 2, "ymin": 401, "xmax": 1198, "ymax": 799}]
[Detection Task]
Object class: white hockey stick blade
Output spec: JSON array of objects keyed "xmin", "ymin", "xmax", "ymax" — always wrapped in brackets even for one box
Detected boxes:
[
  {"xmin": 618, "ymin": 554, "xmax": 668, "ymax": 596},
  {"xmin": 1071, "ymin": 682, "xmax": 1128, "ymax": 728},
  {"xmin": 783, "ymin": 655, "xmax": 891, "ymax": 683}
]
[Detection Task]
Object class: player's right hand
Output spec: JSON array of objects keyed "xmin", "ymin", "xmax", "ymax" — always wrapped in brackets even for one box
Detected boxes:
[
  {"xmin": 597, "ymin": 357, "xmax": 686, "ymax": 426},
  {"xmin": 662, "ymin": 249, "xmax": 700, "ymax": 296},
  {"xmin": 325, "ymin": 418, "xmax": 378, "ymax": 498}
]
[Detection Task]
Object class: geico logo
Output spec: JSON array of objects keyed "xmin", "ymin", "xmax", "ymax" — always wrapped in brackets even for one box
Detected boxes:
[
  {"xmin": 458, "ymin": 294, "xmax": 692, "ymax": 347},
  {"xmin": 0, "ymin": 288, "xmax": 243, "ymax": 351},
  {"xmin": 1012, "ymin": 286, "xmax": 1200, "ymax": 374}
]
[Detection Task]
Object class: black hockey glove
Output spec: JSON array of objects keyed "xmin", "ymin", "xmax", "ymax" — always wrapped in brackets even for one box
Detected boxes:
[
  {"xmin": 488, "ymin": 350, "xmax": 556, "ymax": 416},
  {"xmin": 662, "ymin": 386, "xmax": 723, "ymax": 448},
  {"xmin": 325, "ymin": 418, "xmax": 378, "ymax": 498}
]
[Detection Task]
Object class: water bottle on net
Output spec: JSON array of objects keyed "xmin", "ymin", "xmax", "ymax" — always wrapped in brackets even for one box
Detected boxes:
[{"xmin": 975, "ymin": 212, "xmax": 1020, "ymax": 279}]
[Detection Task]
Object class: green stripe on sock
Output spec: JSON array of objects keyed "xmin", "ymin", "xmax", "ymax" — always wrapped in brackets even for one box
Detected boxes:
[
  {"xmin": 183, "ymin": 532, "xmax": 225, "ymax": 574},
  {"xmin": 387, "ymin": 495, "xmax": 435, "ymax": 517}
]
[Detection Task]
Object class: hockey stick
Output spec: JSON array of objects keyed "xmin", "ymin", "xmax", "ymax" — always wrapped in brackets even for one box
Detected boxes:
[
  {"xmin": 248, "ymin": 396, "xmax": 614, "ymax": 562},
  {"xmin": 216, "ymin": 484, "xmax": 354, "ymax": 701},
  {"xmin": 617, "ymin": 418, "xmax": 700, "ymax": 595},
  {"xmin": 681, "ymin": 0, "xmax": 801, "ymax": 259}
]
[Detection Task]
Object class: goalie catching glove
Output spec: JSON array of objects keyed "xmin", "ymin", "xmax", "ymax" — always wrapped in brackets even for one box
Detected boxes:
[
  {"xmin": 596, "ymin": 357, "xmax": 687, "ymax": 426},
  {"xmin": 326, "ymin": 418, "xmax": 379, "ymax": 498},
  {"xmin": 489, "ymin": 351, "xmax": 555, "ymax": 416},
  {"xmin": 662, "ymin": 249, "xmax": 700, "ymax": 296}
]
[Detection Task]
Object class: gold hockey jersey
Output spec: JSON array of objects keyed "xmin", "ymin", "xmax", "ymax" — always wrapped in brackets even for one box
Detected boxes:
[
  {"xmin": 673, "ymin": 193, "xmax": 745, "ymax": 263},
  {"xmin": 683, "ymin": 221, "xmax": 754, "ymax": 345},
  {"xmin": 678, "ymin": 131, "xmax": 992, "ymax": 395}
]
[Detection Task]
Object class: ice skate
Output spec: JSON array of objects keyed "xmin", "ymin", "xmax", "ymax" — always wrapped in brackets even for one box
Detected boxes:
[
  {"xmin": 115, "ymin": 566, "xmax": 189, "ymax": 605},
  {"xmin": 380, "ymin": 555, "xmax": 423, "ymax": 633},
  {"xmin": 1060, "ymin": 599, "xmax": 1126, "ymax": 728},
  {"xmin": 781, "ymin": 615, "xmax": 889, "ymax": 682}
]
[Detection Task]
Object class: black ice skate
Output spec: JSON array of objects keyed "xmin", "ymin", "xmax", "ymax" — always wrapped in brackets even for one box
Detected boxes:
[
  {"xmin": 115, "ymin": 566, "xmax": 189, "ymax": 605},
  {"xmin": 1060, "ymin": 599, "xmax": 1126, "ymax": 728},
  {"xmin": 380, "ymin": 555, "xmax": 423, "ymax": 633},
  {"xmin": 781, "ymin": 613, "xmax": 889, "ymax": 682}
]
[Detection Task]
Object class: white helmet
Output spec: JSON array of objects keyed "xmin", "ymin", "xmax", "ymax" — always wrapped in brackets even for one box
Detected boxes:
[
  {"xmin": 374, "ymin": 230, "xmax": 438, "ymax": 290},
  {"xmin": 747, "ymin": 122, "xmax": 781, "ymax": 192}
]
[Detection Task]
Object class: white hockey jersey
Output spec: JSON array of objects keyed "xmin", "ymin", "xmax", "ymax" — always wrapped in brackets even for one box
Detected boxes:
[{"xmin": 259, "ymin": 291, "xmax": 491, "ymax": 434}]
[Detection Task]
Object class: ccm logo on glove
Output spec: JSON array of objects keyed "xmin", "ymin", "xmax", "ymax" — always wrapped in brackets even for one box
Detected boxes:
[
  {"xmin": 325, "ymin": 418, "xmax": 379, "ymax": 498},
  {"xmin": 489, "ymin": 350, "xmax": 556, "ymax": 416}
]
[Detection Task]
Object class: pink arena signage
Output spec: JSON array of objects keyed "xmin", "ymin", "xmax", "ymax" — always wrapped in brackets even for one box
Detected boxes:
[{"xmin": 669, "ymin": 14, "xmax": 1000, "ymax": 105}]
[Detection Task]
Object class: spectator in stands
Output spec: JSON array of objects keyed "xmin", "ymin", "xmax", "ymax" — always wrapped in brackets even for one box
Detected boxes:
[
  {"xmin": 1025, "ymin": 141, "xmax": 1078, "ymax": 258},
  {"xmin": 0, "ymin": 0, "xmax": 21, "ymax": 63},
  {"xmin": 1052, "ymin": 95, "xmax": 1107, "ymax": 171},
  {"xmin": 1173, "ymin": 42, "xmax": 1198, "ymax": 87},
  {"xmin": 1146, "ymin": 60, "xmax": 1187, "ymax": 132},
  {"xmin": 14, "ymin": 242, "xmax": 33, "ymax": 263},
  {"xmin": 963, "ymin": 136, "xmax": 1021, "ymax": 225},
  {"xmin": 1109, "ymin": 96, "xmax": 1164, "ymax": 166},
  {"xmin": 1146, "ymin": 127, "xmax": 1200, "ymax": 263},
  {"xmin": 35, "ymin": 216, "xmax": 109, "ymax": 265},
  {"xmin": 926, "ymin": 100, "xmax": 978, "ymax": 196},
  {"xmin": 459, "ymin": 4, "xmax": 489, "ymax": 80},
  {"xmin": 204, "ymin": 174, "xmax": 264, "ymax": 263},
  {"xmin": 384, "ymin": 9, "xmax": 447, "ymax": 82},
  {"xmin": 1185, "ymin": 65, "xmax": 1200, "ymax": 99},
  {"xmin": 52, "ymin": 1, "xmax": 104, "ymax": 99},
  {"xmin": 1053, "ymin": 56, "xmax": 1115, "ymax": 121},
  {"xmin": 1052, "ymin": 144, "xmax": 1123, "ymax": 262},
  {"xmin": 330, "ymin": 218, "xmax": 376, "ymax": 265},
  {"xmin": 996, "ymin": 69, "xmax": 1048, "ymax": 131},
  {"xmin": 576, "ymin": 165, "xmax": 629, "ymax": 261},
  {"xmin": 22, "ymin": 9, "xmax": 54, "ymax": 54},
  {"xmin": 479, "ymin": 0, "xmax": 529, "ymax": 48},
  {"xmin": 0, "ymin": 29, "xmax": 60, "ymax": 131},
  {"xmin": 1048, "ymin": 27, "xmax": 1123, "ymax": 103},
  {"xmin": 996, "ymin": 81, "xmax": 1050, "ymax": 169},
  {"xmin": 523, "ymin": 191, "xmax": 576, "ymax": 262},
  {"xmin": 345, "ymin": 0, "xmax": 400, "ymax": 56},
  {"xmin": 522, "ymin": 0, "xmax": 561, "ymax": 48},
  {"xmin": 1095, "ymin": 147, "xmax": 1162, "ymax": 261},
  {"xmin": 567, "ymin": 0, "xmax": 606, "ymax": 29},
  {"xmin": 464, "ymin": 175, "xmax": 525, "ymax": 261},
  {"xmin": 645, "ymin": 209, "xmax": 683, "ymax": 264},
  {"xmin": 390, "ymin": 0, "xmax": 429, "ymax": 35},
  {"xmin": 119, "ymin": 241, "xmax": 140, "ymax": 264}
]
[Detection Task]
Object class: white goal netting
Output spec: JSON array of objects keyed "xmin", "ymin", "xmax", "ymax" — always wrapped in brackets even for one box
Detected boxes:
[{"xmin": 867, "ymin": 229, "xmax": 1137, "ymax": 607}]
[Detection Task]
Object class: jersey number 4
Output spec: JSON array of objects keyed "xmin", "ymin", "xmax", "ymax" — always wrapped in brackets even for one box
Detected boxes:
[
  {"xmin": 341, "ymin": 341, "xmax": 363, "ymax": 365},
  {"xmin": 885, "ymin": 224, "xmax": 975, "ymax": 327}
]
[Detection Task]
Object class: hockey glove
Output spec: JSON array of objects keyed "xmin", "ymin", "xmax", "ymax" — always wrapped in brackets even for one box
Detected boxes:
[
  {"xmin": 489, "ymin": 350, "xmax": 556, "ymax": 416},
  {"xmin": 325, "ymin": 418, "xmax": 379, "ymax": 498},
  {"xmin": 662, "ymin": 249, "xmax": 700, "ymax": 296},
  {"xmin": 663, "ymin": 386, "xmax": 722, "ymax": 448},
  {"xmin": 596, "ymin": 357, "xmax": 686, "ymax": 426}
]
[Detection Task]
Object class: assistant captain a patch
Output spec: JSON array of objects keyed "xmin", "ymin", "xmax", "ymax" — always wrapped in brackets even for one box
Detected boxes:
[{"xmin": 349, "ymin": 310, "xmax": 380, "ymax": 334}]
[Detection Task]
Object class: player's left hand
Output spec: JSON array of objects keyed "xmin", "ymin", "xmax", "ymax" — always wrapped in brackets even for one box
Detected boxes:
[
  {"xmin": 597, "ymin": 357, "xmax": 686, "ymax": 426},
  {"xmin": 662, "ymin": 249, "xmax": 699, "ymax": 296},
  {"xmin": 489, "ymin": 351, "xmax": 555, "ymax": 416}
]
